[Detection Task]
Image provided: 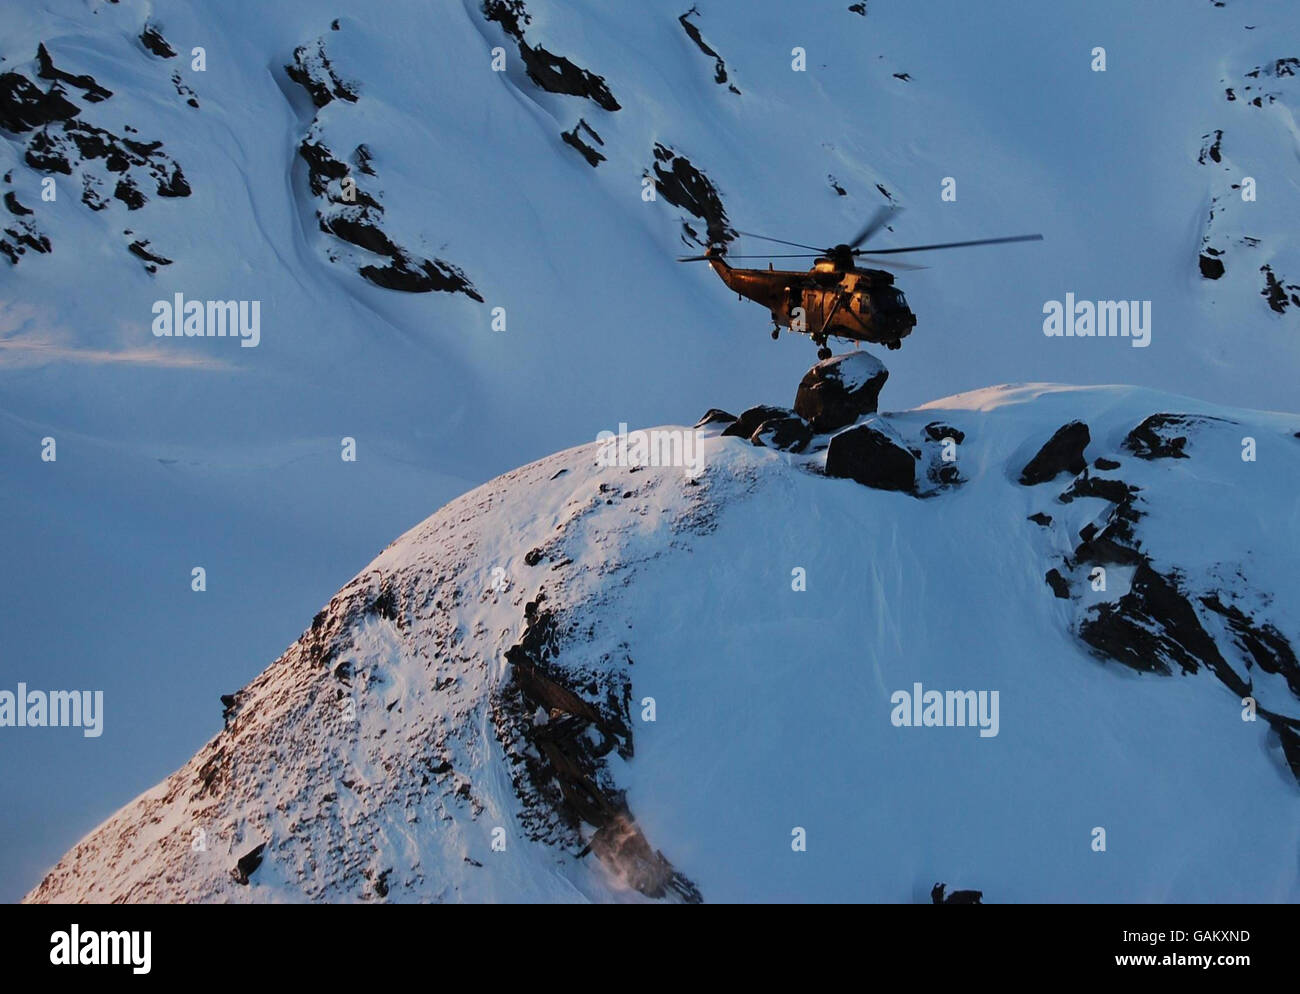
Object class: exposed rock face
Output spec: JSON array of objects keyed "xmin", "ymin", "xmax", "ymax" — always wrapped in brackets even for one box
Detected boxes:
[
  {"xmin": 721, "ymin": 405, "xmax": 794, "ymax": 440},
  {"xmin": 139, "ymin": 24, "xmax": 177, "ymax": 59},
  {"xmin": 825, "ymin": 421, "xmax": 916, "ymax": 492},
  {"xmin": 1260, "ymin": 264, "xmax": 1300, "ymax": 314},
  {"xmin": 1045, "ymin": 568, "xmax": 1070, "ymax": 599},
  {"xmin": 286, "ymin": 30, "xmax": 481, "ymax": 299},
  {"xmin": 503, "ymin": 602, "xmax": 700, "ymax": 902},
  {"xmin": 1018, "ymin": 421, "xmax": 1089, "ymax": 485},
  {"xmin": 482, "ymin": 0, "xmax": 620, "ymax": 110},
  {"xmin": 561, "ymin": 119, "xmax": 605, "ymax": 167},
  {"xmin": 650, "ymin": 143, "xmax": 735, "ymax": 247},
  {"xmin": 1023, "ymin": 409, "xmax": 1300, "ymax": 787},
  {"xmin": 678, "ymin": 7, "xmax": 740, "ymax": 94},
  {"xmin": 231, "ymin": 843, "xmax": 266, "ymax": 885},
  {"xmin": 0, "ymin": 45, "xmax": 188, "ymax": 266},
  {"xmin": 794, "ymin": 352, "xmax": 889, "ymax": 432},
  {"xmin": 1123, "ymin": 413, "xmax": 1228, "ymax": 460},
  {"xmin": 694, "ymin": 408, "xmax": 736, "ymax": 429},
  {"xmin": 751, "ymin": 416, "xmax": 812, "ymax": 452},
  {"xmin": 0, "ymin": 71, "xmax": 80, "ymax": 132},
  {"xmin": 285, "ymin": 37, "xmax": 359, "ymax": 108}
]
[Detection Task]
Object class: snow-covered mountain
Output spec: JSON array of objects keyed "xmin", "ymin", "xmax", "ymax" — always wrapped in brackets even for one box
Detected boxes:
[
  {"xmin": 4, "ymin": 0, "xmax": 1299, "ymax": 900},
  {"xmin": 25, "ymin": 368, "xmax": 1300, "ymax": 902}
]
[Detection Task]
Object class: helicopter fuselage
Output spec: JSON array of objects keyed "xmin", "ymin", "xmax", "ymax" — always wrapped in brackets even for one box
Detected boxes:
[{"xmin": 706, "ymin": 253, "xmax": 917, "ymax": 349}]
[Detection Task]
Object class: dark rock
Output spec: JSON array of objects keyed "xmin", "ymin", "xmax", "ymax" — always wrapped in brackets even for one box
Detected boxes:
[
  {"xmin": 114, "ymin": 178, "xmax": 146, "ymax": 210},
  {"xmin": 694, "ymin": 408, "xmax": 736, "ymax": 429},
  {"xmin": 722, "ymin": 405, "xmax": 792, "ymax": 439},
  {"xmin": 127, "ymin": 239, "xmax": 171, "ymax": 267},
  {"xmin": 36, "ymin": 44, "xmax": 112, "ymax": 102},
  {"xmin": 931, "ymin": 882, "xmax": 981, "ymax": 905},
  {"xmin": 1019, "ymin": 421, "xmax": 1089, "ymax": 485},
  {"xmin": 1122, "ymin": 413, "xmax": 1227, "ymax": 460},
  {"xmin": 1199, "ymin": 593, "xmax": 1300, "ymax": 697},
  {"xmin": 1261, "ymin": 264, "xmax": 1296, "ymax": 314},
  {"xmin": 3, "ymin": 191, "xmax": 31, "ymax": 216},
  {"xmin": 1093, "ymin": 456, "xmax": 1120, "ymax": 470},
  {"xmin": 0, "ymin": 72, "xmax": 80, "ymax": 133},
  {"xmin": 825, "ymin": 422, "xmax": 916, "ymax": 492},
  {"xmin": 1045, "ymin": 568, "xmax": 1070, "ymax": 599},
  {"xmin": 794, "ymin": 352, "xmax": 889, "ymax": 432},
  {"xmin": 524, "ymin": 548, "xmax": 545, "ymax": 566},
  {"xmin": 286, "ymin": 37, "xmax": 358, "ymax": 108},
  {"xmin": 1197, "ymin": 129, "xmax": 1223, "ymax": 165},
  {"xmin": 679, "ymin": 7, "xmax": 737, "ymax": 91},
  {"xmin": 482, "ymin": 0, "xmax": 620, "ymax": 111},
  {"xmin": 360, "ymin": 255, "xmax": 483, "ymax": 300},
  {"xmin": 751, "ymin": 416, "xmax": 812, "ymax": 453},
  {"xmin": 924, "ymin": 422, "xmax": 965, "ymax": 444},
  {"xmin": 1028, "ymin": 512, "xmax": 1053, "ymax": 527},
  {"xmin": 1058, "ymin": 475, "xmax": 1136, "ymax": 505},
  {"xmin": 1079, "ymin": 561, "xmax": 1245, "ymax": 695},
  {"xmin": 849, "ymin": 2, "xmax": 867, "ymax": 14},
  {"xmin": 322, "ymin": 214, "xmax": 400, "ymax": 256},
  {"xmin": 1276, "ymin": 725, "xmax": 1300, "ymax": 785},
  {"xmin": 231, "ymin": 843, "xmax": 266, "ymax": 885},
  {"xmin": 155, "ymin": 164, "xmax": 190, "ymax": 197},
  {"xmin": 651, "ymin": 143, "xmax": 734, "ymax": 247},
  {"xmin": 299, "ymin": 139, "xmax": 349, "ymax": 195},
  {"xmin": 140, "ymin": 24, "xmax": 177, "ymax": 58},
  {"xmin": 1199, "ymin": 253, "xmax": 1225, "ymax": 280},
  {"xmin": 561, "ymin": 119, "xmax": 605, "ymax": 167}
]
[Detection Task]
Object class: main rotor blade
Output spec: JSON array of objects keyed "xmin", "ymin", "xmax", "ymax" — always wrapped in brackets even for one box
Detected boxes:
[
  {"xmin": 848, "ymin": 205, "xmax": 901, "ymax": 249},
  {"xmin": 733, "ymin": 230, "xmax": 828, "ymax": 252},
  {"xmin": 676, "ymin": 255, "xmax": 715, "ymax": 262},
  {"xmin": 855, "ymin": 255, "xmax": 929, "ymax": 271},
  {"xmin": 858, "ymin": 233, "xmax": 1043, "ymax": 255}
]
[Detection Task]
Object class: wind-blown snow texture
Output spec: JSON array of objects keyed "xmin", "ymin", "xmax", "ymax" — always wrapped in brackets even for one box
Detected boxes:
[{"xmin": 4, "ymin": 0, "xmax": 1299, "ymax": 900}]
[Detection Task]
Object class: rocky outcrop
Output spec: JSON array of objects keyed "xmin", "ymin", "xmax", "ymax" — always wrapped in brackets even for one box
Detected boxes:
[
  {"xmin": 561, "ymin": 119, "xmax": 605, "ymax": 167},
  {"xmin": 1019, "ymin": 421, "xmax": 1089, "ymax": 485},
  {"xmin": 482, "ymin": 0, "xmax": 620, "ymax": 111},
  {"xmin": 1123, "ymin": 413, "xmax": 1228, "ymax": 460},
  {"xmin": 694, "ymin": 408, "xmax": 737, "ymax": 429},
  {"xmin": 502, "ymin": 600, "xmax": 700, "ymax": 902},
  {"xmin": 0, "ymin": 46, "xmax": 187, "ymax": 266},
  {"xmin": 285, "ymin": 36, "xmax": 358, "ymax": 108},
  {"xmin": 139, "ymin": 23, "xmax": 177, "ymax": 59},
  {"xmin": 286, "ymin": 30, "xmax": 481, "ymax": 299},
  {"xmin": 825, "ymin": 421, "xmax": 916, "ymax": 492},
  {"xmin": 650, "ymin": 143, "xmax": 735, "ymax": 247},
  {"xmin": 721, "ymin": 405, "xmax": 794, "ymax": 440},
  {"xmin": 1022, "ymin": 412, "xmax": 1300, "ymax": 787},
  {"xmin": 794, "ymin": 352, "xmax": 888, "ymax": 432},
  {"xmin": 679, "ymin": 7, "xmax": 740, "ymax": 94},
  {"xmin": 751, "ymin": 416, "xmax": 812, "ymax": 452}
]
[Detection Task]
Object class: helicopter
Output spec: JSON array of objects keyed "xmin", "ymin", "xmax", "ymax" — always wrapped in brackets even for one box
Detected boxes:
[{"xmin": 678, "ymin": 206, "xmax": 1042, "ymax": 359}]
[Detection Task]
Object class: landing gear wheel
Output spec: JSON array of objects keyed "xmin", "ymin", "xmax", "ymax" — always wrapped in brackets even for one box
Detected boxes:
[
  {"xmin": 817, "ymin": 346, "xmax": 832, "ymax": 360},
  {"xmin": 771, "ymin": 328, "xmax": 780, "ymax": 340}
]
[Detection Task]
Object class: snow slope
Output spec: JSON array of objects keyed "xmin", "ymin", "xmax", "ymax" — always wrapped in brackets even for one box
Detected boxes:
[
  {"xmin": 3, "ymin": 0, "xmax": 1299, "ymax": 898},
  {"xmin": 26, "ymin": 382, "xmax": 1300, "ymax": 902}
]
